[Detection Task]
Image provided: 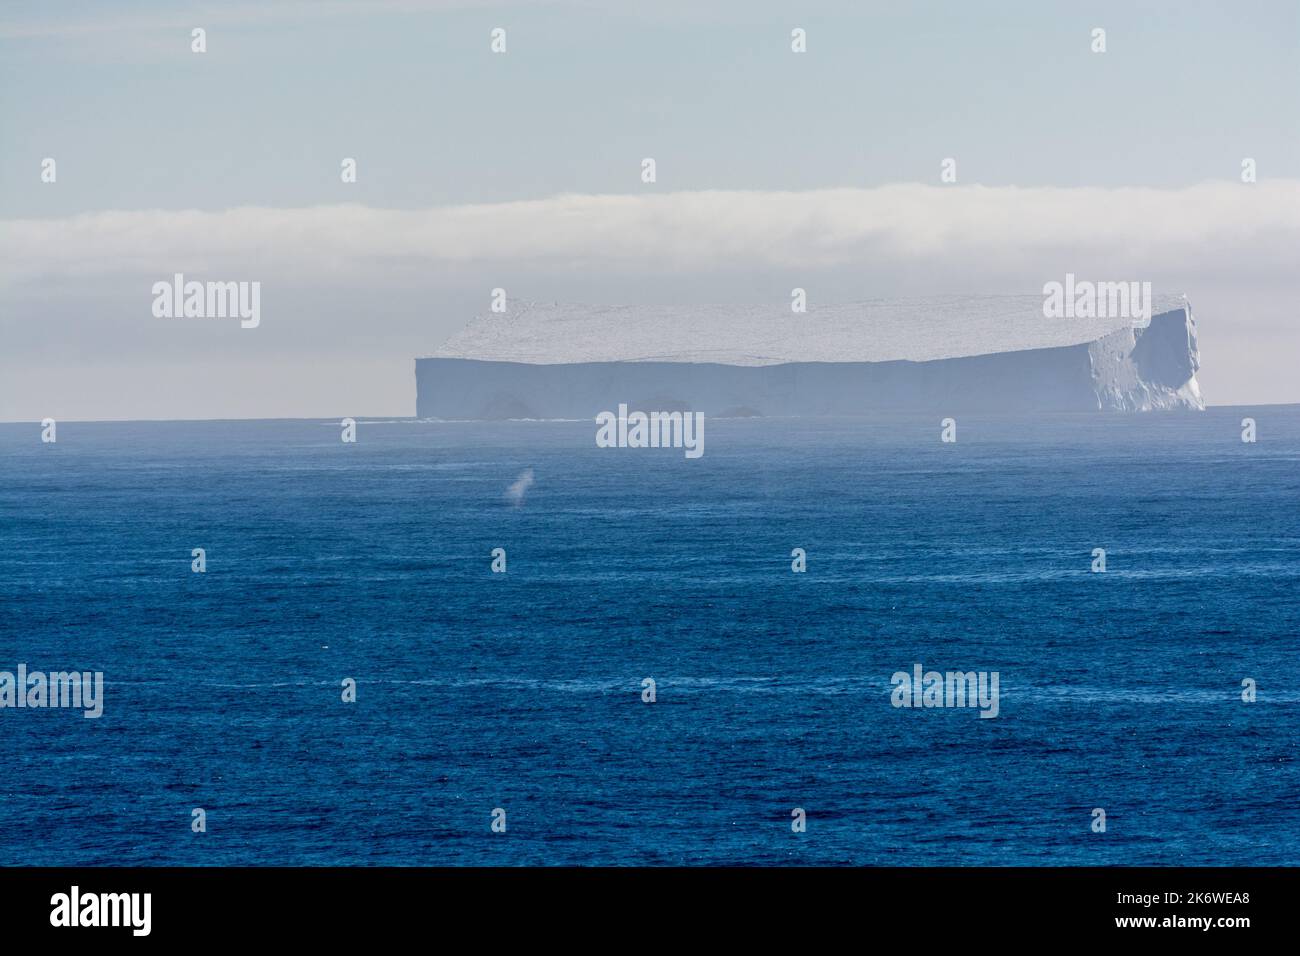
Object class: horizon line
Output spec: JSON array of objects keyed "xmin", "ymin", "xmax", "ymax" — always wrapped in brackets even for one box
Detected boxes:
[{"xmin": 4, "ymin": 403, "xmax": 1295, "ymax": 427}]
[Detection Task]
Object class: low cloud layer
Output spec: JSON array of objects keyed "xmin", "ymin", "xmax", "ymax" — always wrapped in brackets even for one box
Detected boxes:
[{"xmin": 4, "ymin": 182, "xmax": 1298, "ymax": 285}]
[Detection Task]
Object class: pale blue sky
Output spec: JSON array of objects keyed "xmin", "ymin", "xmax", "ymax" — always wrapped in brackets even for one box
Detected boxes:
[{"xmin": 3, "ymin": 0, "xmax": 1297, "ymax": 216}]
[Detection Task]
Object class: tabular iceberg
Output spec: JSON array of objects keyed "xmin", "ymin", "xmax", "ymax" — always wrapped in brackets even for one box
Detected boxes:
[{"xmin": 415, "ymin": 295, "xmax": 1202, "ymax": 419}]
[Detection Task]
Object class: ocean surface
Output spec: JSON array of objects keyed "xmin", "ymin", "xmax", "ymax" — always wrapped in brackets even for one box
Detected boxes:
[{"xmin": 1, "ymin": 409, "xmax": 1297, "ymax": 866}]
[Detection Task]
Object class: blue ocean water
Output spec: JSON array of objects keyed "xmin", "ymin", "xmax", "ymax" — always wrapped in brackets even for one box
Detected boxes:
[{"xmin": 1, "ymin": 409, "xmax": 1297, "ymax": 866}]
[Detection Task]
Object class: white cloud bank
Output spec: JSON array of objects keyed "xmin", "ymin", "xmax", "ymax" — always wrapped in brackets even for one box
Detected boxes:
[{"xmin": 3, "ymin": 182, "xmax": 1298, "ymax": 287}]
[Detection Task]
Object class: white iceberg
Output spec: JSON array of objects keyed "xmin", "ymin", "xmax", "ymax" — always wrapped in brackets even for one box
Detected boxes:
[{"xmin": 417, "ymin": 295, "xmax": 1202, "ymax": 418}]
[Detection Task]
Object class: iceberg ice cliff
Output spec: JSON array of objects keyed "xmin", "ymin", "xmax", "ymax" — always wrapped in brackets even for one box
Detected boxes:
[
  {"xmin": 416, "ymin": 295, "xmax": 1203, "ymax": 418},
  {"xmin": 1088, "ymin": 302, "xmax": 1203, "ymax": 411}
]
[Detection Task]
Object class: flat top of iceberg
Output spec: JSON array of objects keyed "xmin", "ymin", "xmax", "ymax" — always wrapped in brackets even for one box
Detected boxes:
[{"xmin": 428, "ymin": 294, "xmax": 1189, "ymax": 366}]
